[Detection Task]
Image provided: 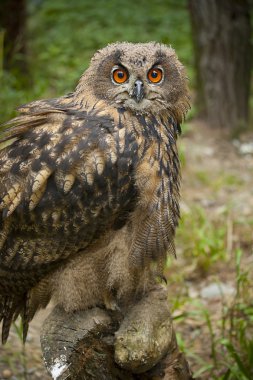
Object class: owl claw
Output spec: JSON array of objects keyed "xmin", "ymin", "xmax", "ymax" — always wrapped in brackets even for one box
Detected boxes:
[{"xmin": 104, "ymin": 293, "xmax": 120, "ymax": 311}]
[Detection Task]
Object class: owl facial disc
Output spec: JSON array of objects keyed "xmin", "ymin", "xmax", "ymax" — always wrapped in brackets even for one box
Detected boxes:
[{"xmin": 78, "ymin": 42, "xmax": 189, "ymax": 118}]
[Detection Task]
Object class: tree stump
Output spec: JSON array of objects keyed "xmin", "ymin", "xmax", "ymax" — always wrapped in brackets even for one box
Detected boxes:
[{"xmin": 40, "ymin": 287, "xmax": 193, "ymax": 380}]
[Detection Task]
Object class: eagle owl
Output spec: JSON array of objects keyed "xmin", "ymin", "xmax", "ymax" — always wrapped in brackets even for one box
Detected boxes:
[{"xmin": 0, "ymin": 42, "xmax": 190, "ymax": 343}]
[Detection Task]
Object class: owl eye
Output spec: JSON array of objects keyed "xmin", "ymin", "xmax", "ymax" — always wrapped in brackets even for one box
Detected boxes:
[
  {"xmin": 112, "ymin": 67, "xmax": 129, "ymax": 84},
  {"xmin": 147, "ymin": 67, "xmax": 163, "ymax": 84}
]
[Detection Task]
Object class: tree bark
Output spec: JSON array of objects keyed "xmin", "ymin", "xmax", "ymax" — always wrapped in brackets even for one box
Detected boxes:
[
  {"xmin": 0, "ymin": 0, "xmax": 28, "ymax": 76},
  {"xmin": 40, "ymin": 287, "xmax": 193, "ymax": 380},
  {"xmin": 189, "ymin": 0, "xmax": 252, "ymax": 132}
]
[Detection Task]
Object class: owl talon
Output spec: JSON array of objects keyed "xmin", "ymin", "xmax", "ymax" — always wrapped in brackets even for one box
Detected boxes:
[{"xmin": 104, "ymin": 295, "xmax": 120, "ymax": 311}]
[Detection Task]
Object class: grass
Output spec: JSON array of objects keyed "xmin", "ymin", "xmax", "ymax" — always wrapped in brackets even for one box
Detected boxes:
[
  {"xmin": 176, "ymin": 206, "xmax": 228, "ymax": 274},
  {"xmin": 0, "ymin": 0, "xmax": 193, "ymax": 123},
  {"xmin": 169, "ymin": 205, "xmax": 253, "ymax": 379},
  {"xmin": 0, "ymin": 320, "xmax": 28, "ymax": 380},
  {"xmin": 172, "ymin": 257, "xmax": 253, "ymax": 379}
]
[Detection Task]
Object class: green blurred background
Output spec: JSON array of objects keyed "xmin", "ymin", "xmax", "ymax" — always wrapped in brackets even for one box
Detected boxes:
[{"xmin": 0, "ymin": 0, "xmax": 194, "ymax": 122}]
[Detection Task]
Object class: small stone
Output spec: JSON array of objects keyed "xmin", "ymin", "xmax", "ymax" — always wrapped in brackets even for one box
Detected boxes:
[
  {"xmin": 202, "ymin": 147, "xmax": 214, "ymax": 157},
  {"xmin": 200, "ymin": 283, "xmax": 235, "ymax": 300},
  {"xmin": 188, "ymin": 287, "xmax": 199, "ymax": 299},
  {"xmin": 233, "ymin": 140, "xmax": 253, "ymax": 155},
  {"xmin": 2, "ymin": 369, "xmax": 12, "ymax": 379},
  {"xmin": 34, "ymin": 371, "xmax": 42, "ymax": 378},
  {"xmin": 200, "ymin": 199, "xmax": 216, "ymax": 208}
]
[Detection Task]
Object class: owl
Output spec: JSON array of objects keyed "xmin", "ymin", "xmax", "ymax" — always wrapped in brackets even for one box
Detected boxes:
[{"xmin": 0, "ymin": 42, "xmax": 190, "ymax": 344}]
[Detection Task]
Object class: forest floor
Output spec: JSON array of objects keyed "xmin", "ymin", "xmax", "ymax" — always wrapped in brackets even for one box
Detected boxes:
[{"xmin": 0, "ymin": 120, "xmax": 252, "ymax": 380}]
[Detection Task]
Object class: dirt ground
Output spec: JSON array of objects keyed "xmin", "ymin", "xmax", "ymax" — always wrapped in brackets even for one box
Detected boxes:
[
  {"xmin": 0, "ymin": 120, "xmax": 252, "ymax": 379},
  {"xmin": 168, "ymin": 120, "xmax": 253, "ymax": 378}
]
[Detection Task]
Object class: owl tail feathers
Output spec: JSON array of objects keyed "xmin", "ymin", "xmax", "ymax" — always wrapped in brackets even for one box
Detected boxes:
[
  {"xmin": 0, "ymin": 294, "xmax": 30, "ymax": 344},
  {"xmin": 0, "ymin": 282, "xmax": 52, "ymax": 344}
]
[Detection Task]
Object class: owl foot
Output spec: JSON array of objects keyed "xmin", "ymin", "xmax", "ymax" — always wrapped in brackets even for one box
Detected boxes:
[{"xmin": 103, "ymin": 291, "xmax": 120, "ymax": 311}]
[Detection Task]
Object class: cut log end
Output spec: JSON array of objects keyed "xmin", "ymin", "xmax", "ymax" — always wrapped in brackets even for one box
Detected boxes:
[{"xmin": 40, "ymin": 287, "xmax": 194, "ymax": 380}]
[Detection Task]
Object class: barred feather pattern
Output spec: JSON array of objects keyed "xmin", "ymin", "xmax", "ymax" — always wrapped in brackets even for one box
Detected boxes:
[
  {"xmin": 0, "ymin": 97, "xmax": 181, "ymax": 343},
  {"xmin": 0, "ymin": 41, "xmax": 190, "ymax": 343}
]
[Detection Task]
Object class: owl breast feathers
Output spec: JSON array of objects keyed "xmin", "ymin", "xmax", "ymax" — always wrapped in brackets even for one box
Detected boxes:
[{"xmin": 0, "ymin": 42, "xmax": 190, "ymax": 343}]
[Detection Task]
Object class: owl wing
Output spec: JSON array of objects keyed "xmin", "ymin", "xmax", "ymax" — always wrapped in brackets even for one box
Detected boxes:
[{"xmin": 0, "ymin": 102, "xmax": 137, "ymax": 342}]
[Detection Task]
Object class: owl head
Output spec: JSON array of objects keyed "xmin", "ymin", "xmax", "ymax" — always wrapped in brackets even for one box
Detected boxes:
[{"xmin": 75, "ymin": 42, "xmax": 190, "ymax": 122}]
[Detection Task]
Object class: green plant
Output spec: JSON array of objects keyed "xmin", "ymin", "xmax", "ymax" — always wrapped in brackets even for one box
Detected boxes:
[
  {"xmin": 176, "ymin": 206, "xmax": 228, "ymax": 273},
  {"xmin": 12, "ymin": 319, "xmax": 28, "ymax": 380},
  {"xmin": 0, "ymin": 319, "xmax": 28, "ymax": 380},
  {"xmin": 170, "ymin": 248, "xmax": 253, "ymax": 379},
  {"xmin": 218, "ymin": 250, "xmax": 253, "ymax": 380}
]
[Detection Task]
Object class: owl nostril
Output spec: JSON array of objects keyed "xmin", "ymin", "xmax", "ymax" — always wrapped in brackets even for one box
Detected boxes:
[{"xmin": 134, "ymin": 80, "xmax": 143, "ymax": 87}]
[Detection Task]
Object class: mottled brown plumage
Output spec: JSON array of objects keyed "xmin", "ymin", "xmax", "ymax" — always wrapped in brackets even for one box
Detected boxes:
[{"xmin": 0, "ymin": 42, "xmax": 190, "ymax": 343}]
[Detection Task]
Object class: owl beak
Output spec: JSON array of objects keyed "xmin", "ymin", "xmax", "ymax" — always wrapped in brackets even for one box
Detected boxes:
[{"xmin": 132, "ymin": 80, "xmax": 144, "ymax": 103}]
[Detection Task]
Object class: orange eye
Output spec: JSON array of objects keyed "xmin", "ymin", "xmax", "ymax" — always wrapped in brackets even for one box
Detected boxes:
[
  {"xmin": 148, "ymin": 67, "xmax": 163, "ymax": 83},
  {"xmin": 112, "ymin": 67, "xmax": 129, "ymax": 84}
]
